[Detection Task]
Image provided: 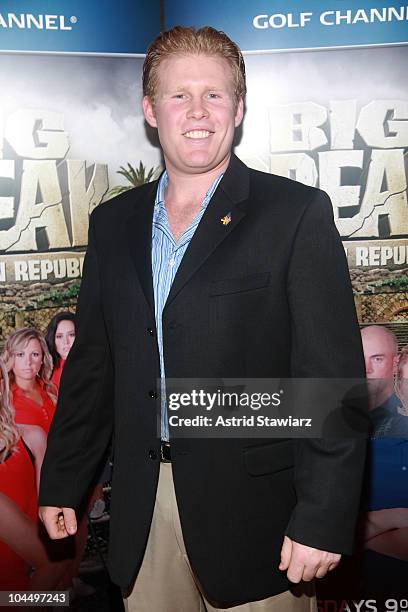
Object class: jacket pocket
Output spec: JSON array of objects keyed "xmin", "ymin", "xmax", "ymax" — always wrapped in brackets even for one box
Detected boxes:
[
  {"xmin": 243, "ymin": 440, "xmax": 294, "ymax": 476},
  {"xmin": 210, "ymin": 272, "xmax": 270, "ymax": 296}
]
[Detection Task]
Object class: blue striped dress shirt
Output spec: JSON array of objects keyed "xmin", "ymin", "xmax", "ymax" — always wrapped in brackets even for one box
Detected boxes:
[
  {"xmin": 152, "ymin": 171, "xmax": 223, "ymax": 440},
  {"xmin": 152, "ymin": 170, "xmax": 224, "ymax": 440}
]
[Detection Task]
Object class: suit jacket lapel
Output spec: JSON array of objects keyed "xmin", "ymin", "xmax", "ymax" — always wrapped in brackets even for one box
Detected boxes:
[
  {"xmin": 125, "ymin": 180, "xmax": 158, "ymax": 315},
  {"xmin": 164, "ymin": 154, "xmax": 250, "ymax": 310}
]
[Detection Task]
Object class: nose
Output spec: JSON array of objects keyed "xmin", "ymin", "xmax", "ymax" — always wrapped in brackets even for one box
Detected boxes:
[{"xmin": 186, "ymin": 96, "xmax": 209, "ymax": 120}]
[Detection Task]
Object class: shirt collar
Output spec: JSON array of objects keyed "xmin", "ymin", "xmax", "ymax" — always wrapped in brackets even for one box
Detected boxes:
[
  {"xmin": 154, "ymin": 169, "xmax": 224, "ymax": 221},
  {"xmin": 155, "ymin": 170, "xmax": 168, "ymax": 211}
]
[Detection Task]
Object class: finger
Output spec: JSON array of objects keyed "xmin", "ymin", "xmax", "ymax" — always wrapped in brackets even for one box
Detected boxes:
[
  {"xmin": 50, "ymin": 511, "xmax": 73, "ymax": 539},
  {"xmin": 315, "ymin": 564, "xmax": 330, "ymax": 579},
  {"xmin": 279, "ymin": 536, "xmax": 292, "ymax": 570},
  {"xmin": 62, "ymin": 507, "xmax": 77, "ymax": 535},
  {"xmin": 39, "ymin": 506, "xmax": 77, "ymax": 539},
  {"xmin": 302, "ymin": 562, "xmax": 320, "ymax": 582},
  {"xmin": 286, "ymin": 558, "xmax": 305, "ymax": 583},
  {"xmin": 39, "ymin": 507, "xmax": 65, "ymax": 539},
  {"xmin": 328, "ymin": 561, "xmax": 339, "ymax": 572},
  {"xmin": 314, "ymin": 557, "xmax": 340, "ymax": 579}
]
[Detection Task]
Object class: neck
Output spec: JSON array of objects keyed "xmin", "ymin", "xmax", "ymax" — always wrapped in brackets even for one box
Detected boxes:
[
  {"xmin": 15, "ymin": 377, "xmax": 39, "ymax": 392},
  {"xmin": 164, "ymin": 157, "xmax": 230, "ymax": 207}
]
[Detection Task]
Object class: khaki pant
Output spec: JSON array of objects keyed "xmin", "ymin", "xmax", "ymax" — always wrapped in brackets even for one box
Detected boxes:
[{"xmin": 124, "ymin": 463, "xmax": 317, "ymax": 612}]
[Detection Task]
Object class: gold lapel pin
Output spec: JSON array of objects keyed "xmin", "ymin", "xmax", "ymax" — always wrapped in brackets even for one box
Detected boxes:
[{"xmin": 221, "ymin": 212, "xmax": 232, "ymax": 226}]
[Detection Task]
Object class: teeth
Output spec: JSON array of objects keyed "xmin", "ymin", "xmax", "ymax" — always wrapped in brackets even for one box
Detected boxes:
[{"xmin": 184, "ymin": 130, "xmax": 211, "ymax": 139}]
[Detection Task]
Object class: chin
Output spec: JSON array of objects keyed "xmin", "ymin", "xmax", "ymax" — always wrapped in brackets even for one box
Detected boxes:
[
  {"xmin": 184, "ymin": 152, "xmax": 212, "ymax": 164},
  {"xmin": 186, "ymin": 154, "xmax": 224, "ymax": 171}
]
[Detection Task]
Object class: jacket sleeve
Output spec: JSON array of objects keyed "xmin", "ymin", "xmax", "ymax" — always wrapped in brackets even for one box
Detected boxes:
[
  {"xmin": 39, "ymin": 213, "xmax": 114, "ymax": 510},
  {"xmin": 284, "ymin": 189, "xmax": 367, "ymax": 554}
]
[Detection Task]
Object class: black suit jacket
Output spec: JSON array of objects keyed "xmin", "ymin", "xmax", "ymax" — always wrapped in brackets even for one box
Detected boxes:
[{"xmin": 39, "ymin": 154, "xmax": 366, "ymax": 605}]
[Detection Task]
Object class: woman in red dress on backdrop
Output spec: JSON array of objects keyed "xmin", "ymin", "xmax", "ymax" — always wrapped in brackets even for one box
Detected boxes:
[
  {"xmin": 0, "ymin": 357, "xmax": 65, "ymax": 594},
  {"xmin": 46, "ymin": 311, "xmax": 76, "ymax": 394},
  {"xmin": 2, "ymin": 328, "xmax": 56, "ymax": 434}
]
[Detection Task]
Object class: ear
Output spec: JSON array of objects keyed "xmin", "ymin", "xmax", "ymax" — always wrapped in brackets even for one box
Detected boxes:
[
  {"xmin": 393, "ymin": 354, "xmax": 400, "ymax": 373},
  {"xmin": 143, "ymin": 96, "xmax": 157, "ymax": 128},
  {"xmin": 234, "ymin": 97, "xmax": 244, "ymax": 128}
]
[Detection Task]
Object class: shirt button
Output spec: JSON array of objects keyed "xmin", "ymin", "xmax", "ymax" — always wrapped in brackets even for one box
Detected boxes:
[
  {"xmin": 149, "ymin": 390, "xmax": 158, "ymax": 399},
  {"xmin": 147, "ymin": 328, "xmax": 154, "ymax": 336},
  {"xmin": 148, "ymin": 449, "xmax": 157, "ymax": 460}
]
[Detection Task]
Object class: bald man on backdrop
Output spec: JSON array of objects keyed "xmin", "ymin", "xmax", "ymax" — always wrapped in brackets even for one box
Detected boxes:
[
  {"xmin": 39, "ymin": 26, "xmax": 367, "ymax": 612},
  {"xmin": 360, "ymin": 325, "xmax": 408, "ymax": 596},
  {"xmin": 361, "ymin": 325, "xmax": 408, "ymax": 435}
]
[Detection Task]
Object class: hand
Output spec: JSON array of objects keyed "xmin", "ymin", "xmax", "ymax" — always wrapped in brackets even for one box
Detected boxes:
[
  {"xmin": 279, "ymin": 535, "xmax": 341, "ymax": 582},
  {"xmin": 38, "ymin": 506, "xmax": 77, "ymax": 539}
]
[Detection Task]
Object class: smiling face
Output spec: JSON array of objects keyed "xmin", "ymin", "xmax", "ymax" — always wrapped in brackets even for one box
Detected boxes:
[
  {"xmin": 143, "ymin": 53, "xmax": 244, "ymax": 178},
  {"xmin": 54, "ymin": 319, "xmax": 75, "ymax": 361},
  {"xmin": 12, "ymin": 338, "xmax": 43, "ymax": 385}
]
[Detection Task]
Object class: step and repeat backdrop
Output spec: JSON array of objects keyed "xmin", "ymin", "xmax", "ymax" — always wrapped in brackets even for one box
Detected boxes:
[
  {"xmin": 0, "ymin": 0, "xmax": 407, "ymax": 607},
  {"xmin": 0, "ymin": 0, "xmax": 161, "ymax": 333},
  {"xmin": 0, "ymin": 1, "xmax": 407, "ymax": 336}
]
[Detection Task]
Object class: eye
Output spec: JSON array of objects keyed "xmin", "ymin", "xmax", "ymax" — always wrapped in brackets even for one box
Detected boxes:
[
  {"xmin": 56, "ymin": 334, "xmax": 63, "ymax": 339},
  {"xmin": 15, "ymin": 352, "xmax": 24, "ymax": 358},
  {"xmin": 69, "ymin": 332, "xmax": 76, "ymax": 338},
  {"xmin": 207, "ymin": 92, "xmax": 221, "ymax": 99},
  {"xmin": 173, "ymin": 93, "xmax": 186, "ymax": 99},
  {"xmin": 32, "ymin": 352, "xmax": 40, "ymax": 358}
]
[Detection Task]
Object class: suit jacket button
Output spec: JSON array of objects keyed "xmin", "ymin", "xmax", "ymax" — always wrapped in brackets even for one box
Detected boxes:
[
  {"xmin": 147, "ymin": 327, "xmax": 154, "ymax": 336},
  {"xmin": 149, "ymin": 390, "xmax": 158, "ymax": 399},
  {"xmin": 148, "ymin": 449, "xmax": 157, "ymax": 460}
]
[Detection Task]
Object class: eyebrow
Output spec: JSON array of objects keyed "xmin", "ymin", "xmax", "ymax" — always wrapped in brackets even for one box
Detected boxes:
[{"xmin": 168, "ymin": 84, "xmax": 228, "ymax": 92}]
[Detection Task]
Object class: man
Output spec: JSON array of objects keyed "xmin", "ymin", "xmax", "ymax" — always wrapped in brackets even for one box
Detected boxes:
[
  {"xmin": 360, "ymin": 326, "xmax": 408, "ymax": 587},
  {"xmin": 39, "ymin": 27, "xmax": 367, "ymax": 611},
  {"xmin": 361, "ymin": 325, "xmax": 408, "ymax": 436}
]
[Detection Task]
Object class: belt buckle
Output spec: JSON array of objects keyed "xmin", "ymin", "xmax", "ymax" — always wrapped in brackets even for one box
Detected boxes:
[{"xmin": 160, "ymin": 441, "xmax": 171, "ymax": 462}]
